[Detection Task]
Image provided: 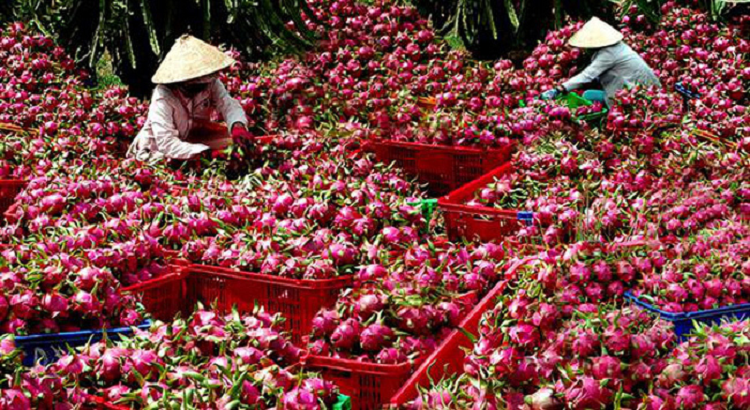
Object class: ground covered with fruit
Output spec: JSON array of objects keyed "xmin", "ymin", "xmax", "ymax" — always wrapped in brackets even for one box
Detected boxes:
[{"xmin": 0, "ymin": 0, "xmax": 748, "ymax": 408}]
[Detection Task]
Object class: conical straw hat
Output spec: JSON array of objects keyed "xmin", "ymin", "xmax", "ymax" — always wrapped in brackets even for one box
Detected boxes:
[
  {"xmin": 568, "ymin": 17, "xmax": 624, "ymax": 49},
  {"xmin": 152, "ymin": 35, "xmax": 235, "ymax": 84}
]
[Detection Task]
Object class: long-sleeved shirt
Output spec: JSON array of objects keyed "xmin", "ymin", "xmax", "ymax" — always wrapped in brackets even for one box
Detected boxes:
[
  {"xmin": 563, "ymin": 42, "xmax": 661, "ymax": 106},
  {"xmin": 127, "ymin": 79, "xmax": 247, "ymax": 162}
]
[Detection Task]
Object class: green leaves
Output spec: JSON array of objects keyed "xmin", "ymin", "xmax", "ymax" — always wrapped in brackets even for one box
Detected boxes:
[
  {"xmin": 482, "ymin": 0, "xmax": 497, "ymax": 40},
  {"xmin": 4, "ymin": 0, "xmax": 317, "ymax": 96},
  {"xmin": 616, "ymin": 0, "xmax": 731, "ymax": 25},
  {"xmin": 504, "ymin": 0, "xmax": 520, "ymax": 32},
  {"xmin": 619, "ymin": 0, "xmax": 664, "ymax": 25},
  {"xmin": 425, "ymin": 0, "xmax": 620, "ymax": 59},
  {"xmin": 140, "ymin": 0, "xmax": 161, "ymax": 55}
]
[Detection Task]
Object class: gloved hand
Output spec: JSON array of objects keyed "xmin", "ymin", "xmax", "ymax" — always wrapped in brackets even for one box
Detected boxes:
[
  {"xmin": 195, "ymin": 148, "xmax": 216, "ymax": 165},
  {"xmin": 231, "ymin": 124, "xmax": 253, "ymax": 140},
  {"xmin": 211, "ymin": 148, "xmax": 230, "ymax": 160},
  {"xmin": 541, "ymin": 88, "xmax": 561, "ymax": 101}
]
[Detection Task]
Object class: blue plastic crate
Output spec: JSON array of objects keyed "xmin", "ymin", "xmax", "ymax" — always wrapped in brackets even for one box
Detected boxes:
[
  {"xmin": 517, "ymin": 211, "xmax": 534, "ymax": 226},
  {"xmin": 14, "ymin": 321, "xmax": 151, "ymax": 366},
  {"xmin": 625, "ymin": 292, "xmax": 750, "ymax": 339},
  {"xmin": 675, "ymin": 82, "xmax": 701, "ymax": 100}
]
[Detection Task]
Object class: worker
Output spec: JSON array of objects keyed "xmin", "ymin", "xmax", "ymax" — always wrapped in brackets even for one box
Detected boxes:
[
  {"xmin": 541, "ymin": 17, "xmax": 660, "ymax": 106},
  {"xmin": 127, "ymin": 35, "xmax": 252, "ymax": 163}
]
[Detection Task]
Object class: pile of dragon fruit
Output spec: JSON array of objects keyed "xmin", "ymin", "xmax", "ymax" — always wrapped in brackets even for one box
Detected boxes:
[
  {"xmin": 0, "ymin": 307, "xmax": 344, "ymax": 408},
  {"xmin": 411, "ymin": 307, "xmax": 750, "ymax": 409},
  {"xmin": 0, "ymin": 0, "xmax": 749, "ymax": 407},
  {"xmin": 408, "ymin": 242, "xmax": 750, "ymax": 408},
  {"xmin": 308, "ymin": 241, "xmax": 514, "ymax": 363}
]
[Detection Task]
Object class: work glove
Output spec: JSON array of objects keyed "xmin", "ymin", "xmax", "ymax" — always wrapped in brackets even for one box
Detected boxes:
[
  {"xmin": 232, "ymin": 124, "xmax": 258, "ymax": 154},
  {"xmin": 231, "ymin": 124, "xmax": 253, "ymax": 140},
  {"xmin": 541, "ymin": 88, "xmax": 561, "ymax": 101},
  {"xmin": 210, "ymin": 148, "xmax": 230, "ymax": 160}
]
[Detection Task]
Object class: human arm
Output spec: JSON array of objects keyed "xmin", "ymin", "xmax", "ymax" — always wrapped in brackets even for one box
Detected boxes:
[
  {"xmin": 210, "ymin": 79, "xmax": 248, "ymax": 132},
  {"xmin": 562, "ymin": 49, "xmax": 615, "ymax": 92}
]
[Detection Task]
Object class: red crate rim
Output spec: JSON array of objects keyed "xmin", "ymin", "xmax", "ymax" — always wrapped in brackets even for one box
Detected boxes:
[
  {"xmin": 388, "ymin": 280, "xmax": 509, "ymax": 406},
  {"xmin": 389, "ymin": 263, "xmax": 532, "ymax": 406},
  {"xmin": 0, "ymin": 179, "xmax": 27, "ymax": 185},
  {"xmin": 372, "ymin": 138, "xmax": 516, "ymax": 154},
  {"xmin": 184, "ymin": 264, "xmax": 354, "ymax": 290},
  {"xmin": 89, "ymin": 395, "xmax": 129, "ymax": 410},
  {"xmin": 124, "ymin": 264, "xmax": 353, "ymax": 292},
  {"xmin": 302, "ymin": 353, "xmax": 425, "ymax": 376},
  {"xmin": 123, "ymin": 269, "xmax": 186, "ymax": 292},
  {"xmin": 437, "ymin": 162, "xmax": 522, "ymax": 218},
  {"xmin": 255, "ymin": 135, "xmax": 276, "ymax": 144}
]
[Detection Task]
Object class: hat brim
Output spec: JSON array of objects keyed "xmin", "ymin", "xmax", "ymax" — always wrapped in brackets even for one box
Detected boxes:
[
  {"xmin": 568, "ymin": 17, "xmax": 624, "ymax": 49},
  {"xmin": 151, "ymin": 35, "xmax": 236, "ymax": 84},
  {"xmin": 569, "ymin": 33, "xmax": 623, "ymax": 48},
  {"xmin": 152, "ymin": 61, "xmax": 232, "ymax": 85}
]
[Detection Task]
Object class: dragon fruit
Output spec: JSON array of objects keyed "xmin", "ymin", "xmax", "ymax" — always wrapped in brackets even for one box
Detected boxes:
[{"xmin": 0, "ymin": 307, "xmax": 338, "ymax": 407}]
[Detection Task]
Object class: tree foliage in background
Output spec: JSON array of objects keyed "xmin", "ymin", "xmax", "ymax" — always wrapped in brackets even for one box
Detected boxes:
[
  {"xmin": 412, "ymin": 0, "xmax": 619, "ymax": 60},
  {"xmin": 0, "ymin": 0, "xmax": 318, "ymax": 97},
  {"xmin": 619, "ymin": 0, "xmax": 745, "ymax": 25},
  {"xmin": 414, "ymin": 0, "xmax": 743, "ymax": 61},
  {"xmin": 2, "ymin": 0, "xmax": 745, "ymax": 94}
]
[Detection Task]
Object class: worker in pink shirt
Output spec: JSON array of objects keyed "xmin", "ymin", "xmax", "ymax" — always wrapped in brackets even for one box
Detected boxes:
[{"xmin": 128, "ymin": 35, "xmax": 252, "ymax": 163}]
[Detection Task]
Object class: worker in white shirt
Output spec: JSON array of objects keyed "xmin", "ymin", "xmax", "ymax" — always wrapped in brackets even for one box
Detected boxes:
[
  {"xmin": 128, "ymin": 35, "xmax": 252, "ymax": 163},
  {"xmin": 542, "ymin": 17, "xmax": 661, "ymax": 106}
]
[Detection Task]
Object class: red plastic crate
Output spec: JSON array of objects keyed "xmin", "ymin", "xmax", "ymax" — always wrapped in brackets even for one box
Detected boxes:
[
  {"xmin": 388, "ymin": 282, "xmax": 508, "ymax": 407},
  {"xmin": 302, "ymin": 291, "xmax": 479, "ymax": 410},
  {"xmin": 124, "ymin": 269, "xmax": 189, "ymax": 322},
  {"xmin": 189, "ymin": 265, "xmax": 352, "ymax": 345},
  {"xmin": 389, "ymin": 257, "xmax": 536, "ymax": 407},
  {"xmin": 438, "ymin": 163, "xmax": 534, "ymax": 242},
  {"xmin": 125, "ymin": 265, "xmax": 352, "ymax": 345},
  {"xmin": 372, "ymin": 139, "xmax": 515, "ymax": 196},
  {"xmin": 88, "ymin": 396, "xmax": 128, "ymax": 410},
  {"xmin": 303, "ymin": 354, "xmax": 424, "ymax": 410},
  {"xmin": 0, "ymin": 180, "xmax": 27, "ymax": 223}
]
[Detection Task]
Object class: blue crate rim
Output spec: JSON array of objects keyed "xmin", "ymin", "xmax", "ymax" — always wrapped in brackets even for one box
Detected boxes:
[
  {"xmin": 517, "ymin": 211, "xmax": 534, "ymax": 220},
  {"xmin": 675, "ymin": 82, "xmax": 701, "ymax": 99},
  {"xmin": 14, "ymin": 320, "xmax": 152, "ymax": 344},
  {"xmin": 625, "ymin": 291, "xmax": 750, "ymax": 321},
  {"xmin": 517, "ymin": 211, "xmax": 534, "ymax": 226}
]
